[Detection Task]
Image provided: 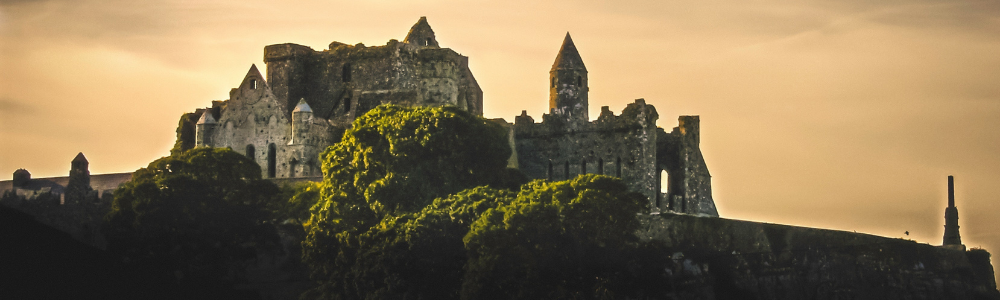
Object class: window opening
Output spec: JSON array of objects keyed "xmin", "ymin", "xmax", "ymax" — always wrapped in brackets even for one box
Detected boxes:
[
  {"xmin": 251, "ymin": 79, "xmax": 257, "ymax": 89},
  {"xmin": 343, "ymin": 97, "xmax": 351, "ymax": 113},
  {"xmin": 581, "ymin": 160, "xmax": 587, "ymax": 174},
  {"xmin": 564, "ymin": 161, "xmax": 570, "ymax": 180},
  {"xmin": 342, "ymin": 63, "xmax": 352, "ymax": 82},
  {"xmin": 577, "ymin": 76, "xmax": 581, "ymax": 86},
  {"xmin": 267, "ymin": 143, "xmax": 277, "ymax": 178},
  {"xmin": 597, "ymin": 158, "xmax": 604, "ymax": 175},
  {"xmin": 246, "ymin": 145, "xmax": 255, "ymax": 162},
  {"xmin": 547, "ymin": 161, "xmax": 553, "ymax": 180},
  {"xmin": 616, "ymin": 157, "xmax": 622, "ymax": 177}
]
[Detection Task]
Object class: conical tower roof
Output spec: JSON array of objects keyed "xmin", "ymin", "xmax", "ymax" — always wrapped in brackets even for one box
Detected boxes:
[
  {"xmin": 404, "ymin": 16, "xmax": 439, "ymax": 47},
  {"xmin": 293, "ymin": 98, "xmax": 312, "ymax": 113},
  {"xmin": 72, "ymin": 152, "xmax": 88, "ymax": 163},
  {"xmin": 197, "ymin": 110, "xmax": 217, "ymax": 124},
  {"xmin": 551, "ymin": 33, "xmax": 586, "ymax": 71}
]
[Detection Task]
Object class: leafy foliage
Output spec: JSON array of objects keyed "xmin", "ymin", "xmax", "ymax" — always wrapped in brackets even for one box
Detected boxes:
[
  {"xmin": 303, "ymin": 105, "xmax": 526, "ymax": 299},
  {"xmin": 462, "ymin": 174, "xmax": 662, "ymax": 299},
  {"xmin": 274, "ymin": 181, "xmax": 323, "ymax": 225},
  {"xmin": 104, "ymin": 147, "xmax": 282, "ymax": 285}
]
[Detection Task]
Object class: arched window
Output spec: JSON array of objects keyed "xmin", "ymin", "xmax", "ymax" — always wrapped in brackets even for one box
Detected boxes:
[
  {"xmin": 597, "ymin": 158, "xmax": 604, "ymax": 175},
  {"xmin": 267, "ymin": 143, "xmax": 277, "ymax": 178},
  {"xmin": 289, "ymin": 159, "xmax": 298, "ymax": 178},
  {"xmin": 245, "ymin": 145, "xmax": 255, "ymax": 162},
  {"xmin": 660, "ymin": 169, "xmax": 669, "ymax": 194},
  {"xmin": 342, "ymin": 63, "xmax": 352, "ymax": 82},
  {"xmin": 616, "ymin": 157, "xmax": 622, "ymax": 177}
]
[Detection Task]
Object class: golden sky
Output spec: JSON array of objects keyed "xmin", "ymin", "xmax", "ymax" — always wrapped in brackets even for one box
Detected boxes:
[{"xmin": 2, "ymin": 0, "xmax": 999, "ymax": 269}]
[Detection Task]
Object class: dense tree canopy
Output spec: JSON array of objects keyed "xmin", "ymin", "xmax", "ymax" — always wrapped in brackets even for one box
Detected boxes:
[
  {"xmin": 462, "ymin": 174, "xmax": 663, "ymax": 299},
  {"xmin": 303, "ymin": 105, "xmax": 667, "ymax": 300},
  {"xmin": 104, "ymin": 147, "xmax": 282, "ymax": 287},
  {"xmin": 303, "ymin": 105, "xmax": 526, "ymax": 299}
]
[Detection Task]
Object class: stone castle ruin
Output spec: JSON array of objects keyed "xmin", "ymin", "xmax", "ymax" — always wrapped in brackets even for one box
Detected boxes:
[
  {"xmin": 175, "ymin": 17, "xmax": 717, "ymax": 216},
  {"xmin": 2, "ymin": 17, "xmax": 997, "ymax": 299}
]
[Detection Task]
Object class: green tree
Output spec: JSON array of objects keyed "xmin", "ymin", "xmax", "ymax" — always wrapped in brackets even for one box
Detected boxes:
[
  {"xmin": 104, "ymin": 147, "xmax": 282, "ymax": 289},
  {"xmin": 303, "ymin": 104, "xmax": 526, "ymax": 299},
  {"xmin": 274, "ymin": 181, "xmax": 323, "ymax": 226},
  {"xmin": 462, "ymin": 174, "xmax": 663, "ymax": 300}
]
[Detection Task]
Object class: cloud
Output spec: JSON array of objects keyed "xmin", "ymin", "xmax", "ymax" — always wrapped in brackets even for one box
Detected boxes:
[{"xmin": 0, "ymin": 98, "xmax": 35, "ymax": 115}]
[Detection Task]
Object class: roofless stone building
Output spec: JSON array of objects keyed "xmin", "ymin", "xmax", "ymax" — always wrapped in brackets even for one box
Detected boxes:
[{"xmin": 177, "ymin": 17, "xmax": 719, "ymax": 215}]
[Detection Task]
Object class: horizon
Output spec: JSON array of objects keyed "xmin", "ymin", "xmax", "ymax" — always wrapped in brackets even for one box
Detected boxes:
[{"xmin": 2, "ymin": 0, "xmax": 998, "ymax": 277}]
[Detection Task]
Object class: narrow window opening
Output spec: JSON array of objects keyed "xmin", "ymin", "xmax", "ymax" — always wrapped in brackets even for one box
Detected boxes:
[
  {"xmin": 289, "ymin": 159, "xmax": 298, "ymax": 178},
  {"xmin": 564, "ymin": 161, "xmax": 570, "ymax": 180},
  {"xmin": 343, "ymin": 97, "xmax": 351, "ymax": 113},
  {"xmin": 425, "ymin": 38, "xmax": 432, "ymax": 46},
  {"xmin": 616, "ymin": 157, "xmax": 622, "ymax": 177},
  {"xmin": 342, "ymin": 63, "xmax": 352, "ymax": 82},
  {"xmin": 547, "ymin": 161, "xmax": 553, "ymax": 180},
  {"xmin": 581, "ymin": 160, "xmax": 587, "ymax": 174},
  {"xmin": 550, "ymin": 77, "xmax": 555, "ymax": 88},
  {"xmin": 577, "ymin": 76, "xmax": 581, "ymax": 86},
  {"xmin": 597, "ymin": 158, "xmax": 604, "ymax": 175},
  {"xmin": 251, "ymin": 79, "xmax": 257, "ymax": 89},
  {"xmin": 660, "ymin": 170, "xmax": 669, "ymax": 194},
  {"xmin": 267, "ymin": 143, "xmax": 277, "ymax": 178},
  {"xmin": 245, "ymin": 145, "xmax": 255, "ymax": 163}
]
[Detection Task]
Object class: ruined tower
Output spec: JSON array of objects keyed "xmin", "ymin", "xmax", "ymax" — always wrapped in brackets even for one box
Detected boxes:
[
  {"xmin": 403, "ymin": 16, "xmax": 439, "ymax": 47},
  {"xmin": 943, "ymin": 175, "xmax": 963, "ymax": 247},
  {"xmin": 65, "ymin": 152, "xmax": 91, "ymax": 203},
  {"xmin": 549, "ymin": 33, "xmax": 589, "ymax": 125}
]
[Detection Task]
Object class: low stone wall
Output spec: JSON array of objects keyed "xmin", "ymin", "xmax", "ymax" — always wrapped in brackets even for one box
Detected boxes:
[{"xmin": 639, "ymin": 213, "xmax": 999, "ymax": 299}]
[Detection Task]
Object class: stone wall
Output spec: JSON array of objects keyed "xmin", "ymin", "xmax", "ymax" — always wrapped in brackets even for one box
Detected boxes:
[
  {"xmin": 513, "ymin": 99, "xmax": 660, "ymax": 207},
  {"xmin": 639, "ymin": 213, "xmax": 1000, "ymax": 299},
  {"xmin": 263, "ymin": 38, "xmax": 482, "ymax": 122}
]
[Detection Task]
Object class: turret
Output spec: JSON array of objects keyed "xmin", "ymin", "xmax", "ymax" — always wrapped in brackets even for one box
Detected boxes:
[
  {"xmin": 289, "ymin": 98, "xmax": 313, "ymax": 145},
  {"xmin": 195, "ymin": 110, "xmax": 217, "ymax": 147},
  {"xmin": 66, "ymin": 152, "xmax": 91, "ymax": 203},
  {"xmin": 943, "ymin": 175, "xmax": 963, "ymax": 247},
  {"xmin": 404, "ymin": 16, "xmax": 439, "ymax": 48},
  {"xmin": 549, "ymin": 33, "xmax": 589, "ymax": 124},
  {"xmin": 12, "ymin": 169, "xmax": 30, "ymax": 188}
]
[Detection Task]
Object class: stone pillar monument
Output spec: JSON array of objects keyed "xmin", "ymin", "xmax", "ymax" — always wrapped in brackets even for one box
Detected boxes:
[{"xmin": 942, "ymin": 175, "xmax": 963, "ymax": 248}]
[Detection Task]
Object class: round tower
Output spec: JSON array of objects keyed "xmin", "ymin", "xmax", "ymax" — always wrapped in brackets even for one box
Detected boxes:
[
  {"xmin": 289, "ymin": 98, "xmax": 313, "ymax": 145},
  {"xmin": 195, "ymin": 110, "xmax": 217, "ymax": 147},
  {"xmin": 549, "ymin": 33, "xmax": 589, "ymax": 123}
]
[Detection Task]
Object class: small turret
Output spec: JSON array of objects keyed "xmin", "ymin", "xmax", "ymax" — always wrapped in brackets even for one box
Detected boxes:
[
  {"xmin": 549, "ymin": 33, "xmax": 589, "ymax": 124},
  {"xmin": 289, "ymin": 98, "xmax": 313, "ymax": 145},
  {"xmin": 943, "ymin": 175, "xmax": 963, "ymax": 248},
  {"xmin": 12, "ymin": 169, "xmax": 30, "ymax": 188},
  {"xmin": 404, "ymin": 16, "xmax": 439, "ymax": 48},
  {"xmin": 195, "ymin": 110, "xmax": 217, "ymax": 147}
]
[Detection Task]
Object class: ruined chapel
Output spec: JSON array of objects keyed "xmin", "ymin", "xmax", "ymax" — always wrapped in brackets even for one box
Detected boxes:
[{"xmin": 173, "ymin": 17, "xmax": 719, "ymax": 216}]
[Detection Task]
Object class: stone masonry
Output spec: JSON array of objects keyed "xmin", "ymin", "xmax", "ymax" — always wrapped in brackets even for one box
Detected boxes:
[
  {"xmin": 181, "ymin": 17, "xmax": 483, "ymax": 180},
  {"xmin": 177, "ymin": 18, "xmax": 717, "ymax": 215},
  {"xmin": 509, "ymin": 34, "xmax": 718, "ymax": 216}
]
